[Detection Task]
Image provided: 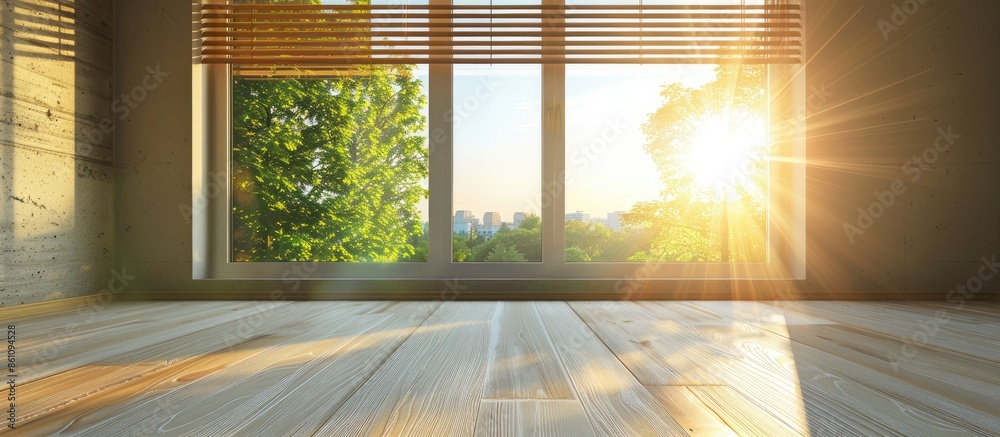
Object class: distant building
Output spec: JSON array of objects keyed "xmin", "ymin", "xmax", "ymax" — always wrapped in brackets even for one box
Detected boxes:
[
  {"xmin": 512, "ymin": 212, "xmax": 527, "ymax": 228},
  {"xmin": 454, "ymin": 210, "xmax": 473, "ymax": 235},
  {"xmin": 607, "ymin": 211, "xmax": 627, "ymax": 230},
  {"xmin": 483, "ymin": 212, "xmax": 501, "ymax": 228},
  {"xmin": 476, "ymin": 211, "xmax": 503, "ymax": 240},
  {"xmin": 477, "ymin": 227, "xmax": 499, "ymax": 240},
  {"xmin": 565, "ymin": 210, "xmax": 590, "ymax": 222}
]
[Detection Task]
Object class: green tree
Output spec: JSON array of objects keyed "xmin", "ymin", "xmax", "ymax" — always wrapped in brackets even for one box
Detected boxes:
[
  {"xmin": 231, "ymin": 62, "xmax": 428, "ymax": 262},
  {"xmin": 452, "ymin": 234, "xmax": 473, "ymax": 262},
  {"xmin": 518, "ymin": 214, "xmax": 541, "ymax": 231},
  {"xmin": 485, "ymin": 244, "xmax": 527, "ymax": 262},
  {"xmin": 628, "ymin": 64, "xmax": 767, "ymax": 262},
  {"xmin": 471, "ymin": 228, "xmax": 542, "ymax": 262},
  {"xmin": 565, "ymin": 246, "xmax": 592, "ymax": 262},
  {"xmin": 565, "ymin": 220, "xmax": 611, "ymax": 260}
]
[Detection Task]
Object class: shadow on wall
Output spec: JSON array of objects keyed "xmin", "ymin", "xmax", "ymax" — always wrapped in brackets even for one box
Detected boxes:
[{"xmin": 0, "ymin": 0, "xmax": 113, "ymax": 306}]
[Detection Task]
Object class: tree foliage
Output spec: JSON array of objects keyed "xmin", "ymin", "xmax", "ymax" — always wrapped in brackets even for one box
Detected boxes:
[
  {"xmin": 231, "ymin": 64, "xmax": 428, "ymax": 262},
  {"xmin": 485, "ymin": 244, "xmax": 528, "ymax": 262},
  {"xmin": 626, "ymin": 64, "xmax": 768, "ymax": 262}
]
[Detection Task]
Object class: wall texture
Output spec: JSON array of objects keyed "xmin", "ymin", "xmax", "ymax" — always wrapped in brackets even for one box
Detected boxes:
[
  {"xmin": 114, "ymin": 0, "xmax": 999, "ymax": 299},
  {"xmin": 0, "ymin": 0, "xmax": 114, "ymax": 307}
]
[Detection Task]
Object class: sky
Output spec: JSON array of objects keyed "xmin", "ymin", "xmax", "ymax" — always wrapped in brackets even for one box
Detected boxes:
[
  {"xmin": 413, "ymin": 64, "xmax": 718, "ymax": 223},
  {"xmin": 307, "ymin": 0, "xmax": 753, "ymax": 223}
]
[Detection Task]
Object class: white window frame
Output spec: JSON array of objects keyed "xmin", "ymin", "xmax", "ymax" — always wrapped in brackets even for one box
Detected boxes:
[{"xmin": 192, "ymin": 2, "xmax": 806, "ymax": 281}]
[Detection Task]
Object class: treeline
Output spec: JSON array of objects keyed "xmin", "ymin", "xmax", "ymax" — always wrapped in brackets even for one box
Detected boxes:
[{"xmin": 407, "ymin": 214, "xmax": 656, "ymax": 262}]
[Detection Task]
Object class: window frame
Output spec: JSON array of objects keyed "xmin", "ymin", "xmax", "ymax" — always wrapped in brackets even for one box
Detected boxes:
[{"xmin": 192, "ymin": 1, "xmax": 806, "ymax": 281}]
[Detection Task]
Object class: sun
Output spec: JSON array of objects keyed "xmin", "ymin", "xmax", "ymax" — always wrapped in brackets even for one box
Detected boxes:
[{"xmin": 682, "ymin": 112, "xmax": 766, "ymax": 192}]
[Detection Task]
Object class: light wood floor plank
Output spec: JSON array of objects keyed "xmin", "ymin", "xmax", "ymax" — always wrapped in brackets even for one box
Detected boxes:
[
  {"xmin": 568, "ymin": 301, "xmax": 686, "ymax": 385},
  {"xmin": 5, "ymin": 300, "xmax": 997, "ymax": 436},
  {"xmin": 200, "ymin": 302, "xmax": 441, "ymax": 437},
  {"xmin": 536, "ymin": 302, "xmax": 689, "ymax": 436},
  {"xmin": 576, "ymin": 302, "xmax": 728, "ymax": 386},
  {"xmin": 15, "ymin": 301, "xmax": 213, "ymax": 351},
  {"xmin": 684, "ymin": 385, "xmax": 802, "ymax": 437},
  {"xmin": 889, "ymin": 301, "xmax": 1000, "ymax": 319},
  {"xmin": 786, "ymin": 324, "xmax": 1000, "ymax": 416},
  {"xmin": 671, "ymin": 301, "xmax": 837, "ymax": 327},
  {"xmin": 775, "ymin": 301, "xmax": 1000, "ymax": 363},
  {"xmin": 641, "ymin": 303, "xmax": 864, "ymax": 436},
  {"xmin": 645, "ymin": 386, "xmax": 739, "ymax": 437},
  {"xmin": 483, "ymin": 302, "xmax": 574, "ymax": 399},
  {"xmin": 690, "ymin": 299, "xmax": 1000, "ymax": 408},
  {"xmin": 20, "ymin": 301, "xmax": 287, "ymax": 383},
  {"xmin": 16, "ymin": 300, "xmax": 314, "ymax": 424},
  {"xmin": 313, "ymin": 301, "xmax": 496, "ymax": 437},
  {"xmin": 474, "ymin": 400, "xmax": 597, "ymax": 437},
  {"xmin": 5, "ymin": 301, "xmax": 163, "ymax": 331},
  {"xmin": 12, "ymin": 301, "xmax": 375, "ymax": 436},
  {"xmin": 879, "ymin": 301, "xmax": 1000, "ymax": 328},
  {"xmin": 688, "ymin": 302, "xmax": 1000, "ymax": 436}
]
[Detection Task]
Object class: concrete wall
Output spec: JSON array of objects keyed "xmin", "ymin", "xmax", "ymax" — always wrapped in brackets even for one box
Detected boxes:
[
  {"xmin": 114, "ymin": 0, "xmax": 999, "ymax": 299},
  {"xmin": 0, "ymin": 0, "xmax": 114, "ymax": 307}
]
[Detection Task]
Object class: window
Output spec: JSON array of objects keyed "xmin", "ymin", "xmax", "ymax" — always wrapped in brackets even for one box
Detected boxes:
[
  {"xmin": 230, "ymin": 65, "xmax": 430, "ymax": 263},
  {"xmin": 452, "ymin": 64, "xmax": 543, "ymax": 263},
  {"xmin": 564, "ymin": 63, "xmax": 768, "ymax": 263},
  {"xmin": 193, "ymin": 0, "xmax": 805, "ymax": 280}
]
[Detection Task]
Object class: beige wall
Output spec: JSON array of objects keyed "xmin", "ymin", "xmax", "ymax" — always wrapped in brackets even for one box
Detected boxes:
[
  {"xmin": 113, "ymin": 0, "xmax": 999, "ymax": 298},
  {"xmin": 0, "ymin": 0, "xmax": 114, "ymax": 307}
]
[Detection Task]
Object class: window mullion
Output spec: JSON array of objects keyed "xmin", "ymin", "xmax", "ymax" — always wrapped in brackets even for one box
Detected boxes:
[
  {"xmin": 428, "ymin": 64, "xmax": 453, "ymax": 271},
  {"xmin": 429, "ymin": 0, "xmax": 454, "ymax": 271},
  {"xmin": 541, "ymin": 0, "xmax": 566, "ymax": 270}
]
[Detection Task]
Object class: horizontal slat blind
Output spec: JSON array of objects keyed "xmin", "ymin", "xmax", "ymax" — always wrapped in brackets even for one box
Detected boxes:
[{"xmin": 194, "ymin": 1, "xmax": 802, "ymax": 78}]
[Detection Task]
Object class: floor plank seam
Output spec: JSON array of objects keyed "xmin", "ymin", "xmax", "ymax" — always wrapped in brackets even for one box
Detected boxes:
[
  {"xmin": 689, "ymin": 302, "xmax": 1000, "ymax": 435},
  {"xmin": 557, "ymin": 301, "xmax": 686, "ymax": 435},
  {"xmin": 567, "ymin": 302, "xmax": 652, "ymax": 387},
  {"xmin": 534, "ymin": 302, "xmax": 599, "ymax": 434},
  {"xmin": 23, "ymin": 301, "xmax": 298, "ymax": 402},
  {"xmin": 307, "ymin": 301, "xmax": 443, "ymax": 437},
  {"xmin": 771, "ymin": 303, "xmax": 1000, "ymax": 365}
]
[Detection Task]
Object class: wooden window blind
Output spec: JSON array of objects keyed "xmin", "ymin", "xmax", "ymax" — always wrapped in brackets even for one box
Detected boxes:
[{"xmin": 193, "ymin": 1, "xmax": 802, "ymax": 78}]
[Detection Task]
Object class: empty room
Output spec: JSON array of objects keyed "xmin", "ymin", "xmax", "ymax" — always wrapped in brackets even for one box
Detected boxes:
[{"xmin": 1, "ymin": 0, "xmax": 999, "ymax": 435}]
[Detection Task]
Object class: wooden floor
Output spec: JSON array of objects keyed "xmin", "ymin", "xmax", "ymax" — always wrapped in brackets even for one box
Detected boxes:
[{"xmin": 6, "ymin": 300, "xmax": 1000, "ymax": 436}]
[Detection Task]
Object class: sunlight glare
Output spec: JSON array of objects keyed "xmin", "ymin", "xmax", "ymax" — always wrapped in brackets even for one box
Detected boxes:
[{"xmin": 684, "ymin": 113, "xmax": 766, "ymax": 191}]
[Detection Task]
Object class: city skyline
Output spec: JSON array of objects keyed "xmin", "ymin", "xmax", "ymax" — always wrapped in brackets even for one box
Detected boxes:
[{"xmin": 439, "ymin": 208, "xmax": 629, "ymax": 229}]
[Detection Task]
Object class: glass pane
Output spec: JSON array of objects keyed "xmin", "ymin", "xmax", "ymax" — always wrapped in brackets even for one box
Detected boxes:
[
  {"xmin": 231, "ymin": 65, "xmax": 430, "ymax": 262},
  {"xmin": 564, "ymin": 64, "xmax": 768, "ymax": 262},
  {"xmin": 453, "ymin": 65, "xmax": 542, "ymax": 262}
]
